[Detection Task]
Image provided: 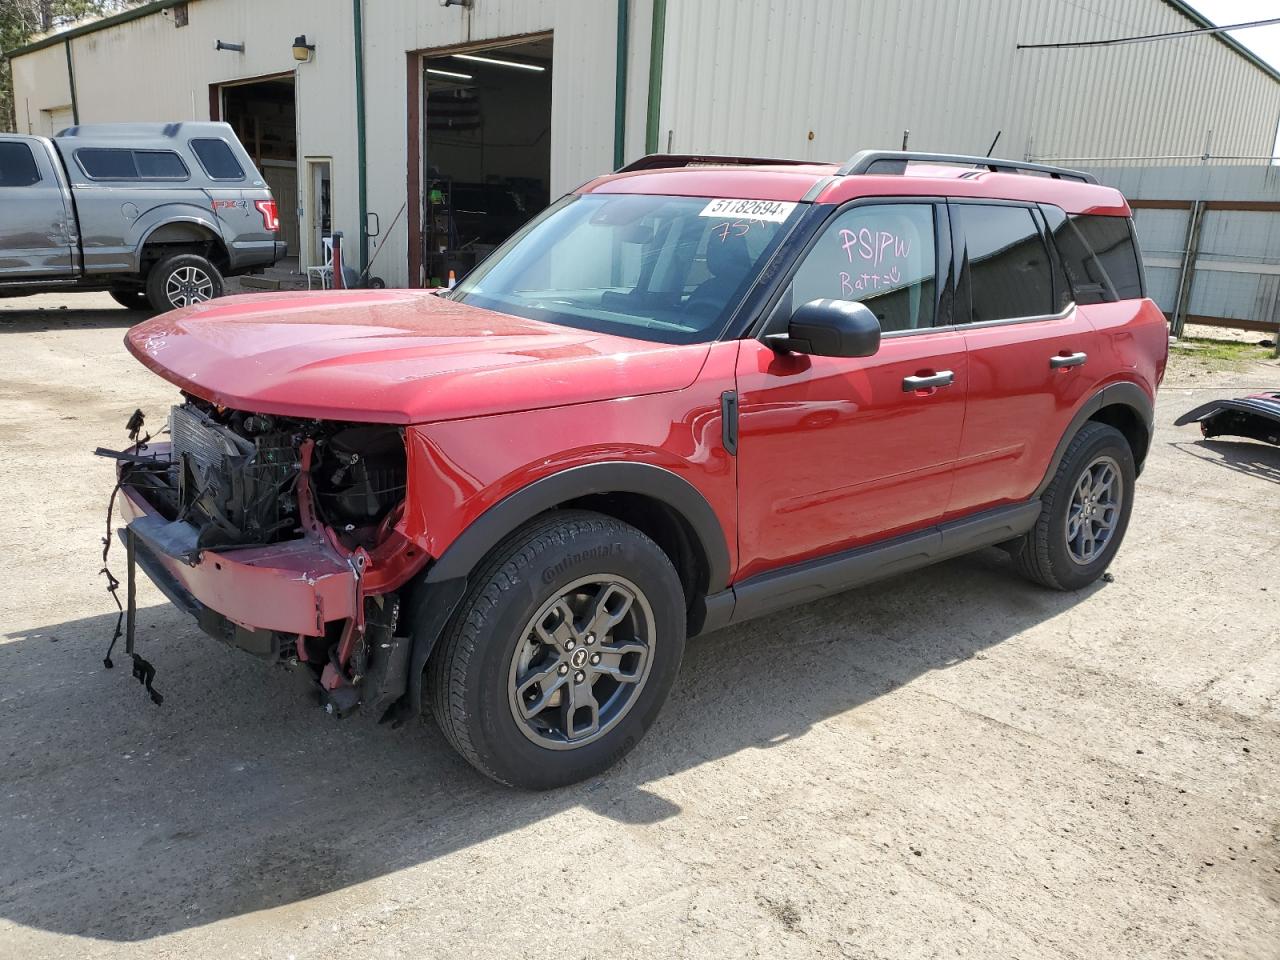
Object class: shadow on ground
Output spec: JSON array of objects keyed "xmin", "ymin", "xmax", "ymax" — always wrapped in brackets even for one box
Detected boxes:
[
  {"xmin": 1169, "ymin": 438, "xmax": 1280, "ymax": 485},
  {"xmin": 0, "ymin": 548, "xmax": 1098, "ymax": 942},
  {"xmin": 0, "ymin": 310, "xmax": 143, "ymax": 332}
]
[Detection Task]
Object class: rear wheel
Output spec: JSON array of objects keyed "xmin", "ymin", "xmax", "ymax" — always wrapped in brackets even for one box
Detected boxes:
[
  {"xmin": 109, "ymin": 289, "xmax": 151, "ymax": 311},
  {"xmin": 426, "ymin": 510, "xmax": 686, "ymax": 789},
  {"xmin": 145, "ymin": 254, "xmax": 223, "ymax": 312},
  {"xmin": 1014, "ymin": 422, "xmax": 1135, "ymax": 591}
]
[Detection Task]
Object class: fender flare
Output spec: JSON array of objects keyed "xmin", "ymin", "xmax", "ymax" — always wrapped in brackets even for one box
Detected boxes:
[
  {"xmin": 1033, "ymin": 381, "xmax": 1154, "ymax": 498},
  {"xmin": 131, "ymin": 209, "xmax": 227, "ymax": 264},
  {"xmin": 425, "ymin": 461, "xmax": 731, "ymax": 590},
  {"xmin": 397, "ymin": 462, "xmax": 731, "ymax": 720}
]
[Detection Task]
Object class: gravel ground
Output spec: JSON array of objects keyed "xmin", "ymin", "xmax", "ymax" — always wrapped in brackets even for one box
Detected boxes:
[{"xmin": 1, "ymin": 292, "xmax": 1278, "ymax": 960}]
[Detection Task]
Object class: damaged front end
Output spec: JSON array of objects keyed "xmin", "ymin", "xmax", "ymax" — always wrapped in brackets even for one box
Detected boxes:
[
  {"xmin": 1174, "ymin": 391, "xmax": 1280, "ymax": 447},
  {"xmin": 102, "ymin": 398, "xmax": 425, "ymax": 718}
]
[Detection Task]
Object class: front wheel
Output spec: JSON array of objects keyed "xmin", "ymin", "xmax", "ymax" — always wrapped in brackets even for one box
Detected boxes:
[
  {"xmin": 1014, "ymin": 422, "xmax": 1136, "ymax": 591},
  {"xmin": 145, "ymin": 253, "xmax": 224, "ymax": 312},
  {"xmin": 425, "ymin": 510, "xmax": 686, "ymax": 789}
]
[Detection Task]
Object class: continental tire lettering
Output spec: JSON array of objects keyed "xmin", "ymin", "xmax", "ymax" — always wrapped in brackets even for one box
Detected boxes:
[{"xmin": 541, "ymin": 543, "xmax": 624, "ymax": 584}]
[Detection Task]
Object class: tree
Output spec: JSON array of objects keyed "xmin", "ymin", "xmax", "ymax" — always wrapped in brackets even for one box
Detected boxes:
[{"xmin": 1, "ymin": 1, "xmax": 148, "ymax": 132}]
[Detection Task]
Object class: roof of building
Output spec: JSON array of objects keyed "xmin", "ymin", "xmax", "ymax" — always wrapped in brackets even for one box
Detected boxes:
[{"xmin": 4, "ymin": 0, "xmax": 194, "ymax": 58}]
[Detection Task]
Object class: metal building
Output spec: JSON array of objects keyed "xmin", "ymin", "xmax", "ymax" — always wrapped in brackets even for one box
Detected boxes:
[{"xmin": 8, "ymin": 0, "xmax": 1279, "ymax": 289}]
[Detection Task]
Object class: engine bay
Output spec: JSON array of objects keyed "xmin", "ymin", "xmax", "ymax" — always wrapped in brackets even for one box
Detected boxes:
[{"xmin": 124, "ymin": 396, "xmax": 407, "ymax": 552}]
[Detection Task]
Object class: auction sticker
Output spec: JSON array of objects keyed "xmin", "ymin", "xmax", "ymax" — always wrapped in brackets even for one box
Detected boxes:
[{"xmin": 698, "ymin": 198, "xmax": 797, "ymax": 222}]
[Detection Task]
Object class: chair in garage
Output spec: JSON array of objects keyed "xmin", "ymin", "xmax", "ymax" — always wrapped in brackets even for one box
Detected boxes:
[{"xmin": 307, "ymin": 237, "xmax": 334, "ymax": 290}]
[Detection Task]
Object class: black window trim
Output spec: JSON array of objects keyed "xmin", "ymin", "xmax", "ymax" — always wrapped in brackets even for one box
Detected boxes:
[
  {"xmin": 189, "ymin": 137, "xmax": 246, "ymax": 181},
  {"xmin": 742, "ymin": 195, "xmax": 953, "ymax": 343},
  {"xmin": 0, "ymin": 140, "xmax": 43, "ymax": 187},
  {"xmin": 74, "ymin": 147, "xmax": 190, "ymax": 182},
  {"xmin": 946, "ymin": 196, "xmax": 1076, "ymax": 331},
  {"xmin": 1040, "ymin": 204, "xmax": 1146, "ymax": 305}
]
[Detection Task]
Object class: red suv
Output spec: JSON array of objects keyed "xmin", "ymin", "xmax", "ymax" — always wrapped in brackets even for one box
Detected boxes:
[{"xmin": 108, "ymin": 150, "xmax": 1167, "ymax": 788}]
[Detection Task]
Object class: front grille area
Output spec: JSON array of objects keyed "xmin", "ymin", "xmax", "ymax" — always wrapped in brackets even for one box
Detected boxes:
[
  {"xmin": 122, "ymin": 400, "xmax": 408, "ymax": 553},
  {"xmin": 170, "ymin": 403, "xmax": 251, "ymax": 477},
  {"xmin": 168, "ymin": 402, "xmax": 302, "ymax": 550}
]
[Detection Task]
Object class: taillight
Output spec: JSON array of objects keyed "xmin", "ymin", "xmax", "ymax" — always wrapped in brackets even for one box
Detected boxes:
[{"xmin": 254, "ymin": 199, "xmax": 280, "ymax": 233}]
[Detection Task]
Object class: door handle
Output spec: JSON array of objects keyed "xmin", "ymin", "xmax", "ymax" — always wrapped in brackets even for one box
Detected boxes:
[
  {"xmin": 902, "ymin": 371, "xmax": 955, "ymax": 391},
  {"xmin": 1050, "ymin": 351, "xmax": 1088, "ymax": 369}
]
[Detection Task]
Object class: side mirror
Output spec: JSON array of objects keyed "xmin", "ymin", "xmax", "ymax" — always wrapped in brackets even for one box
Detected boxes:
[{"xmin": 767, "ymin": 299, "xmax": 881, "ymax": 358}]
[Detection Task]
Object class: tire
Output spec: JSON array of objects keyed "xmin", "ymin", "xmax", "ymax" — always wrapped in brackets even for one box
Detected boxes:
[
  {"xmin": 145, "ymin": 254, "xmax": 223, "ymax": 312},
  {"xmin": 1014, "ymin": 422, "xmax": 1136, "ymax": 591},
  {"xmin": 109, "ymin": 289, "xmax": 151, "ymax": 311},
  {"xmin": 426, "ymin": 510, "xmax": 686, "ymax": 789}
]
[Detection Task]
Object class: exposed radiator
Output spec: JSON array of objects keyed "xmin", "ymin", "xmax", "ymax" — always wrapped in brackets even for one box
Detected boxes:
[{"xmin": 169, "ymin": 404, "xmax": 250, "ymax": 477}]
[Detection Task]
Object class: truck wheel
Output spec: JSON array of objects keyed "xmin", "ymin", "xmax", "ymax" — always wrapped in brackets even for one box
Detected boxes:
[
  {"xmin": 426, "ymin": 510, "xmax": 686, "ymax": 789},
  {"xmin": 145, "ymin": 254, "xmax": 223, "ymax": 312},
  {"xmin": 1014, "ymin": 422, "xmax": 1135, "ymax": 591},
  {"xmin": 109, "ymin": 289, "xmax": 151, "ymax": 311}
]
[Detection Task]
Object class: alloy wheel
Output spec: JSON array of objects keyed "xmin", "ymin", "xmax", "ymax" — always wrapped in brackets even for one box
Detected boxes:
[
  {"xmin": 1066, "ymin": 454, "xmax": 1122, "ymax": 565},
  {"xmin": 165, "ymin": 265, "xmax": 215, "ymax": 308},
  {"xmin": 507, "ymin": 575, "xmax": 656, "ymax": 750}
]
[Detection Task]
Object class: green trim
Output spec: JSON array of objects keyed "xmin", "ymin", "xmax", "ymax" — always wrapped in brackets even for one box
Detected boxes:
[
  {"xmin": 644, "ymin": 0, "xmax": 666, "ymax": 154},
  {"xmin": 353, "ymin": 0, "xmax": 368, "ymax": 274},
  {"xmin": 63, "ymin": 39, "xmax": 78, "ymax": 124},
  {"xmin": 5, "ymin": 1, "xmax": 194, "ymax": 59},
  {"xmin": 1159, "ymin": 0, "xmax": 1280, "ymax": 85},
  {"xmin": 613, "ymin": 0, "xmax": 629, "ymax": 169}
]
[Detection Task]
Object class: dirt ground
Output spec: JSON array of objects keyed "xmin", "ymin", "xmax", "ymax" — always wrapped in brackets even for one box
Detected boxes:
[{"xmin": 1, "ymin": 292, "xmax": 1278, "ymax": 960}]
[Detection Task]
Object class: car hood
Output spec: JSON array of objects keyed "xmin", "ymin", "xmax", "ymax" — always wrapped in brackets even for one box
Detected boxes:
[{"xmin": 124, "ymin": 290, "xmax": 710, "ymax": 424}]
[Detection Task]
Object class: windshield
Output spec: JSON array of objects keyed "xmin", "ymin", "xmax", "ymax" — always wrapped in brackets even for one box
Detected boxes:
[{"xmin": 450, "ymin": 193, "xmax": 802, "ymax": 344}]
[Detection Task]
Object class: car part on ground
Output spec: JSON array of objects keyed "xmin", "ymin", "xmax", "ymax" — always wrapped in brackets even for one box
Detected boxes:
[{"xmin": 1174, "ymin": 391, "xmax": 1280, "ymax": 446}]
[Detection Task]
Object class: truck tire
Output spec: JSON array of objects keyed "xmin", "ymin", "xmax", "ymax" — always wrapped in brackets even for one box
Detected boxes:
[
  {"xmin": 1013, "ymin": 422, "xmax": 1136, "ymax": 591},
  {"xmin": 145, "ymin": 254, "xmax": 223, "ymax": 312},
  {"xmin": 109, "ymin": 289, "xmax": 151, "ymax": 311},
  {"xmin": 426, "ymin": 510, "xmax": 686, "ymax": 789}
]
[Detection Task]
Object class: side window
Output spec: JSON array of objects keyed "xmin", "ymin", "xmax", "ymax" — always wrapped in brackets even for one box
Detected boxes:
[
  {"xmin": 1052, "ymin": 213, "xmax": 1143, "ymax": 303},
  {"xmin": 134, "ymin": 150, "xmax": 189, "ymax": 180},
  {"xmin": 954, "ymin": 203, "xmax": 1055, "ymax": 323},
  {"xmin": 190, "ymin": 138, "xmax": 245, "ymax": 180},
  {"xmin": 77, "ymin": 148, "xmax": 138, "ymax": 180},
  {"xmin": 0, "ymin": 142, "xmax": 41, "ymax": 187},
  {"xmin": 75, "ymin": 148, "xmax": 188, "ymax": 181},
  {"xmin": 790, "ymin": 202, "xmax": 937, "ymax": 332}
]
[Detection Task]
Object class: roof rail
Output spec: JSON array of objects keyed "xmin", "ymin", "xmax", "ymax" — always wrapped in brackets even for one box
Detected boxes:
[
  {"xmin": 836, "ymin": 150, "xmax": 1098, "ymax": 184},
  {"xmin": 617, "ymin": 153, "xmax": 819, "ymax": 173}
]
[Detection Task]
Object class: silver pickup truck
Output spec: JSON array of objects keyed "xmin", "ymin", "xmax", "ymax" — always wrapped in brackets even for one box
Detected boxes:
[{"xmin": 0, "ymin": 121, "xmax": 285, "ymax": 312}]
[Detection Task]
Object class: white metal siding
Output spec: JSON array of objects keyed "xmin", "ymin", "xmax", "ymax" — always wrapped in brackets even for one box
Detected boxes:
[
  {"xmin": 10, "ymin": 0, "xmax": 1280, "ymax": 288},
  {"xmin": 657, "ymin": 0, "xmax": 1280, "ymax": 164}
]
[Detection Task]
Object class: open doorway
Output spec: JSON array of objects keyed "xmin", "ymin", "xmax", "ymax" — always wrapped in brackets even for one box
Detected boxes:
[
  {"xmin": 216, "ymin": 76, "xmax": 299, "ymax": 257},
  {"xmin": 303, "ymin": 158, "xmax": 332, "ymax": 269},
  {"xmin": 419, "ymin": 35, "xmax": 552, "ymax": 286}
]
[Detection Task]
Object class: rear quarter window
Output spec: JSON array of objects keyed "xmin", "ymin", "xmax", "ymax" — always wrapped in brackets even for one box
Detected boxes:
[
  {"xmin": 0, "ymin": 142, "xmax": 41, "ymax": 187},
  {"xmin": 190, "ymin": 138, "xmax": 245, "ymax": 180},
  {"xmin": 1051, "ymin": 213, "xmax": 1144, "ymax": 303}
]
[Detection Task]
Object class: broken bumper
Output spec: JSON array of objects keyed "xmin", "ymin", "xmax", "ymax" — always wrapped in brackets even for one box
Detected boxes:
[
  {"xmin": 1174, "ymin": 391, "xmax": 1280, "ymax": 446},
  {"xmin": 119, "ymin": 482, "xmax": 359, "ymax": 642}
]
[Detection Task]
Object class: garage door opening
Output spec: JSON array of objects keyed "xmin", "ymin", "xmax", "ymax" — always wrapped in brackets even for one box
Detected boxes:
[
  {"xmin": 419, "ymin": 36, "xmax": 552, "ymax": 287},
  {"xmin": 215, "ymin": 76, "xmax": 299, "ymax": 258}
]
